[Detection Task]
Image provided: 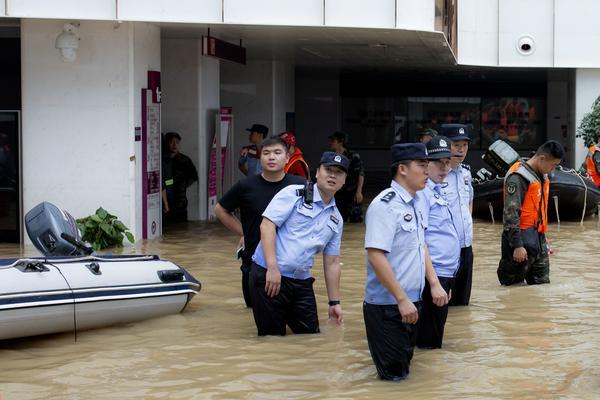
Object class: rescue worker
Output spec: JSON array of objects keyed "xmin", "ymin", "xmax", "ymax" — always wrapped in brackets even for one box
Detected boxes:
[
  {"xmin": 416, "ymin": 136, "xmax": 461, "ymax": 349},
  {"xmin": 215, "ymin": 136, "xmax": 305, "ymax": 307},
  {"xmin": 497, "ymin": 140, "xmax": 564, "ymax": 285},
  {"xmin": 440, "ymin": 123, "xmax": 474, "ymax": 306},
  {"xmin": 163, "ymin": 132, "xmax": 199, "ymax": 224},
  {"xmin": 363, "ymin": 143, "xmax": 448, "ymax": 381},
  {"xmin": 584, "ymin": 135, "xmax": 600, "ymax": 186},
  {"xmin": 249, "ymin": 151, "xmax": 349, "ymax": 336},
  {"xmin": 328, "ymin": 131, "xmax": 365, "ymax": 222},
  {"xmin": 279, "ymin": 131, "xmax": 310, "ymax": 179}
]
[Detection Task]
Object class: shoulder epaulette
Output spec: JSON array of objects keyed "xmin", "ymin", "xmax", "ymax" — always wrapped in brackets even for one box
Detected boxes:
[{"xmin": 380, "ymin": 191, "xmax": 396, "ymax": 203}]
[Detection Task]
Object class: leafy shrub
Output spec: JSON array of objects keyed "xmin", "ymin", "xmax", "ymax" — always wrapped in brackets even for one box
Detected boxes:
[
  {"xmin": 576, "ymin": 95, "xmax": 600, "ymax": 147},
  {"xmin": 76, "ymin": 207, "xmax": 134, "ymax": 251}
]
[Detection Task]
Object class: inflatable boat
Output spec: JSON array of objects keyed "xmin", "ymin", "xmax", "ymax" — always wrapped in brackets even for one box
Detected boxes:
[
  {"xmin": 0, "ymin": 202, "xmax": 201, "ymax": 340},
  {"xmin": 473, "ymin": 140, "xmax": 600, "ymax": 222}
]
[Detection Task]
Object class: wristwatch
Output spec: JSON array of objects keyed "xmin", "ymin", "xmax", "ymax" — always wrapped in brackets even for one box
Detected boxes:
[{"xmin": 328, "ymin": 300, "xmax": 341, "ymax": 306}]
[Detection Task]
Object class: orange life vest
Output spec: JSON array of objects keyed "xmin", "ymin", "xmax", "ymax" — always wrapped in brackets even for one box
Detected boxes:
[
  {"xmin": 504, "ymin": 161, "xmax": 549, "ymax": 233},
  {"xmin": 284, "ymin": 147, "xmax": 310, "ymax": 178},
  {"xmin": 585, "ymin": 145, "xmax": 600, "ymax": 186}
]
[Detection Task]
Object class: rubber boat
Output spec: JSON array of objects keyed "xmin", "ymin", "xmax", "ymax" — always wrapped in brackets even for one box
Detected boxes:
[
  {"xmin": 473, "ymin": 140, "xmax": 600, "ymax": 222},
  {"xmin": 0, "ymin": 202, "xmax": 201, "ymax": 341}
]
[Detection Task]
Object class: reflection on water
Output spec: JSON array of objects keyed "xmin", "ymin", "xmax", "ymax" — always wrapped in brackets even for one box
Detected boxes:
[{"xmin": 1, "ymin": 220, "xmax": 600, "ymax": 399}]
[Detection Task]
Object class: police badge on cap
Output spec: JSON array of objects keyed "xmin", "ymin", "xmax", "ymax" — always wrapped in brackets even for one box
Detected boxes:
[
  {"xmin": 440, "ymin": 123, "xmax": 472, "ymax": 142},
  {"xmin": 320, "ymin": 151, "xmax": 349, "ymax": 172}
]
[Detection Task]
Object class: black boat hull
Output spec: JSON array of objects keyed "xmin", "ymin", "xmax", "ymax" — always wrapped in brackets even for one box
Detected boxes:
[{"xmin": 473, "ymin": 169, "xmax": 600, "ymax": 222}]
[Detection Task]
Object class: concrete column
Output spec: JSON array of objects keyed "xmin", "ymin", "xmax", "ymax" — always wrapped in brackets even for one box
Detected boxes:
[
  {"xmin": 161, "ymin": 39, "xmax": 220, "ymax": 221},
  {"xmin": 220, "ymin": 59, "xmax": 295, "ymax": 182},
  {"xmin": 21, "ymin": 19, "xmax": 159, "ymax": 243},
  {"xmin": 574, "ymin": 69, "xmax": 600, "ymax": 167}
]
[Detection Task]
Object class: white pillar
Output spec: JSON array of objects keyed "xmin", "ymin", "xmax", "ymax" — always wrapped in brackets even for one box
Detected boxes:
[
  {"xmin": 574, "ymin": 69, "xmax": 600, "ymax": 167},
  {"xmin": 161, "ymin": 39, "xmax": 220, "ymax": 221},
  {"xmin": 21, "ymin": 19, "xmax": 160, "ymax": 243}
]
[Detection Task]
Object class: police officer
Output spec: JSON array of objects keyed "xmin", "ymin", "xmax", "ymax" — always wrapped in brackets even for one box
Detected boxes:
[
  {"xmin": 249, "ymin": 151, "xmax": 349, "ymax": 336},
  {"xmin": 440, "ymin": 123, "xmax": 474, "ymax": 306},
  {"xmin": 363, "ymin": 143, "xmax": 448, "ymax": 381},
  {"xmin": 416, "ymin": 136, "xmax": 461, "ymax": 349},
  {"xmin": 498, "ymin": 140, "xmax": 564, "ymax": 285}
]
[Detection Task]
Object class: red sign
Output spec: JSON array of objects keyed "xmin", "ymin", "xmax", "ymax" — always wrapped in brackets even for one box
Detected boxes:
[{"xmin": 202, "ymin": 36, "xmax": 246, "ymax": 65}]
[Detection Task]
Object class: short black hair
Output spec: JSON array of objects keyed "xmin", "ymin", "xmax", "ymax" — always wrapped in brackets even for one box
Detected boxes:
[
  {"xmin": 165, "ymin": 132, "xmax": 181, "ymax": 141},
  {"xmin": 535, "ymin": 140, "xmax": 565, "ymax": 160},
  {"xmin": 261, "ymin": 136, "xmax": 288, "ymax": 151},
  {"xmin": 390, "ymin": 160, "xmax": 412, "ymax": 177}
]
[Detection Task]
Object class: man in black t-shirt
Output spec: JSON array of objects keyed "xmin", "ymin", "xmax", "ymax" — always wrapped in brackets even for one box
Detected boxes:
[{"xmin": 215, "ymin": 137, "xmax": 306, "ymax": 307}]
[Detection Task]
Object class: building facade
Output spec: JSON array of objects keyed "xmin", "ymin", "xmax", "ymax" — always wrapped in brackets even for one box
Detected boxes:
[{"xmin": 0, "ymin": 0, "xmax": 598, "ymax": 243}]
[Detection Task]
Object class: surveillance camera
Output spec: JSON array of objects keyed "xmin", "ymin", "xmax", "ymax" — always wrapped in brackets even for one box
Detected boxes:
[
  {"xmin": 55, "ymin": 22, "xmax": 80, "ymax": 62},
  {"xmin": 516, "ymin": 35, "xmax": 535, "ymax": 56}
]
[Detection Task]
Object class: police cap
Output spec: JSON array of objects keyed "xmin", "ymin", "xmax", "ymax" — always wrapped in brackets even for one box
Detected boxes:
[
  {"xmin": 391, "ymin": 143, "xmax": 432, "ymax": 164},
  {"xmin": 425, "ymin": 135, "xmax": 452, "ymax": 160},
  {"xmin": 440, "ymin": 123, "xmax": 471, "ymax": 142},
  {"xmin": 320, "ymin": 151, "xmax": 349, "ymax": 172}
]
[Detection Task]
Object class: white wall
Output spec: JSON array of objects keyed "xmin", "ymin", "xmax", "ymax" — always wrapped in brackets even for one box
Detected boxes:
[
  {"xmin": 396, "ymin": 0, "xmax": 435, "ymax": 31},
  {"xmin": 224, "ymin": 0, "xmax": 323, "ymax": 26},
  {"xmin": 7, "ymin": 0, "xmax": 115, "ymax": 20},
  {"xmin": 574, "ymin": 69, "xmax": 600, "ymax": 166},
  {"xmin": 555, "ymin": 0, "xmax": 600, "ymax": 68},
  {"xmin": 220, "ymin": 60, "xmax": 295, "ymax": 182},
  {"xmin": 21, "ymin": 19, "xmax": 159, "ymax": 242},
  {"xmin": 118, "ymin": 0, "xmax": 222, "ymax": 24},
  {"xmin": 458, "ymin": 0, "xmax": 498, "ymax": 66},
  {"xmin": 498, "ymin": 0, "xmax": 554, "ymax": 67},
  {"xmin": 161, "ymin": 40, "xmax": 220, "ymax": 221},
  {"xmin": 326, "ymin": 0, "xmax": 395, "ymax": 29}
]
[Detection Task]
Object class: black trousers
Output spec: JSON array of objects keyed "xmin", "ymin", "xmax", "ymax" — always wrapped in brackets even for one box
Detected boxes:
[
  {"xmin": 497, "ymin": 231, "xmax": 550, "ymax": 285},
  {"xmin": 416, "ymin": 277, "xmax": 454, "ymax": 349},
  {"xmin": 240, "ymin": 258, "xmax": 253, "ymax": 308},
  {"xmin": 363, "ymin": 301, "xmax": 422, "ymax": 381},
  {"xmin": 249, "ymin": 263, "xmax": 320, "ymax": 336},
  {"xmin": 449, "ymin": 246, "xmax": 473, "ymax": 306}
]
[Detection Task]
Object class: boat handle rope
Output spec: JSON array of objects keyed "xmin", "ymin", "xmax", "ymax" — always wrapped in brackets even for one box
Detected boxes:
[{"xmin": 0, "ymin": 255, "xmax": 157, "ymax": 270}]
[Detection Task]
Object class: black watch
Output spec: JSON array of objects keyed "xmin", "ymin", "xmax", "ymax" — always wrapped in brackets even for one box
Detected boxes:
[{"xmin": 328, "ymin": 300, "xmax": 341, "ymax": 306}]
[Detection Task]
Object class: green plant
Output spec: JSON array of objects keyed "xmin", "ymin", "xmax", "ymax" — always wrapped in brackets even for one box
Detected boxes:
[
  {"xmin": 576, "ymin": 95, "xmax": 600, "ymax": 147},
  {"xmin": 76, "ymin": 207, "xmax": 134, "ymax": 251}
]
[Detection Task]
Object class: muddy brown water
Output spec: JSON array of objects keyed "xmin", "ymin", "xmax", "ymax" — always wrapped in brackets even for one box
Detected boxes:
[{"xmin": 1, "ymin": 220, "xmax": 599, "ymax": 399}]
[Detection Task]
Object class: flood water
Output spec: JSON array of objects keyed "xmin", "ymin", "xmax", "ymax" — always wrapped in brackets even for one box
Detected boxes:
[{"xmin": 1, "ymin": 219, "xmax": 600, "ymax": 399}]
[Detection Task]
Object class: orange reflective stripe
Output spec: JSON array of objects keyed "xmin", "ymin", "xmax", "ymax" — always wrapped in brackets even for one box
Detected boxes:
[
  {"xmin": 285, "ymin": 153, "xmax": 309, "ymax": 177},
  {"xmin": 504, "ymin": 161, "xmax": 549, "ymax": 233},
  {"xmin": 586, "ymin": 145, "xmax": 600, "ymax": 186}
]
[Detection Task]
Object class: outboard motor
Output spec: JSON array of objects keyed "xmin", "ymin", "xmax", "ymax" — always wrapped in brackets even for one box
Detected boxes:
[
  {"xmin": 481, "ymin": 139, "xmax": 520, "ymax": 176},
  {"xmin": 25, "ymin": 201, "xmax": 92, "ymax": 256}
]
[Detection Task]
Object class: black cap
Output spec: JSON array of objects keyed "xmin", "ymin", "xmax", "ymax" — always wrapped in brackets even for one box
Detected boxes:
[
  {"xmin": 391, "ymin": 143, "xmax": 432, "ymax": 164},
  {"xmin": 165, "ymin": 132, "xmax": 182, "ymax": 141},
  {"xmin": 328, "ymin": 131, "xmax": 348, "ymax": 143},
  {"xmin": 440, "ymin": 124, "xmax": 471, "ymax": 142},
  {"xmin": 425, "ymin": 136, "xmax": 452, "ymax": 160},
  {"xmin": 320, "ymin": 151, "xmax": 349, "ymax": 172},
  {"xmin": 245, "ymin": 124, "xmax": 269, "ymax": 136}
]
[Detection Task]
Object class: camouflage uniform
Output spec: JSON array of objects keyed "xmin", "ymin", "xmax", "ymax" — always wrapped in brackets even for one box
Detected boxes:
[
  {"xmin": 164, "ymin": 152, "xmax": 198, "ymax": 223},
  {"xmin": 497, "ymin": 163, "xmax": 550, "ymax": 285},
  {"xmin": 334, "ymin": 149, "xmax": 365, "ymax": 222}
]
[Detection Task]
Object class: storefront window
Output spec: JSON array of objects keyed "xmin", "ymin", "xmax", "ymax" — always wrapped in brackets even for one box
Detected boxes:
[{"xmin": 405, "ymin": 96, "xmax": 544, "ymax": 150}]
